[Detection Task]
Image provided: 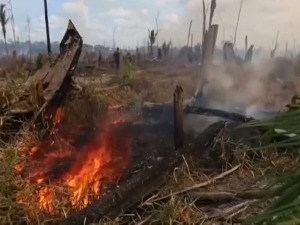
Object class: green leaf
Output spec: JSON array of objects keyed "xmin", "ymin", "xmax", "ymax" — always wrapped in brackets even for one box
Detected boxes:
[{"xmin": 242, "ymin": 96, "xmax": 300, "ymax": 224}]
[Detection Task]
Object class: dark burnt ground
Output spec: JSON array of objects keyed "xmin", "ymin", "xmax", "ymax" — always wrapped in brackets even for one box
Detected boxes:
[{"xmin": 100, "ymin": 120, "xmax": 175, "ymax": 190}]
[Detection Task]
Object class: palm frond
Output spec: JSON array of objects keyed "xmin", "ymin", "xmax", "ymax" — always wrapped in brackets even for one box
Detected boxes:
[{"xmin": 243, "ymin": 97, "xmax": 300, "ymax": 224}]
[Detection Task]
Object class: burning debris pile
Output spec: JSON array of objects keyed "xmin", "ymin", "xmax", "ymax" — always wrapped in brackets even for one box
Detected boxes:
[{"xmin": 16, "ymin": 112, "xmax": 132, "ymax": 214}]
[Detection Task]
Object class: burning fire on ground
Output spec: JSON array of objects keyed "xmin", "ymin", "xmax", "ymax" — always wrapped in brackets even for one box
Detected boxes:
[{"xmin": 16, "ymin": 106, "xmax": 133, "ymax": 214}]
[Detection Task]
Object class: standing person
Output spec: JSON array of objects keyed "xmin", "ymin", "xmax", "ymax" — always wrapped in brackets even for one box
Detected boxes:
[
  {"xmin": 113, "ymin": 47, "xmax": 120, "ymax": 72},
  {"xmin": 157, "ymin": 48, "xmax": 162, "ymax": 60},
  {"xmin": 98, "ymin": 50, "xmax": 102, "ymax": 66}
]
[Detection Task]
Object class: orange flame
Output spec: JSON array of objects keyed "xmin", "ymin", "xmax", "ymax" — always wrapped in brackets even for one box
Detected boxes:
[
  {"xmin": 54, "ymin": 106, "xmax": 65, "ymax": 125},
  {"xmin": 17, "ymin": 109, "xmax": 132, "ymax": 213}
]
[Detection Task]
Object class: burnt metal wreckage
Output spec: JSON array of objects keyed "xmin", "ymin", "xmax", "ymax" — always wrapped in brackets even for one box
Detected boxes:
[{"xmin": 0, "ymin": 20, "xmax": 280, "ymax": 223}]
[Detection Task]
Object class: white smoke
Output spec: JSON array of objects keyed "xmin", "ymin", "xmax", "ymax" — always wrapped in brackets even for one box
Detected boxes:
[{"xmin": 198, "ymin": 57, "xmax": 298, "ymax": 117}]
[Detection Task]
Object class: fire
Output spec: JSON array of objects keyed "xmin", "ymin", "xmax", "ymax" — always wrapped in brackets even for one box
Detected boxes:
[
  {"xmin": 53, "ymin": 106, "xmax": 65, "ymax": 126},
  {"xmin": 16, "ymin": 108, "xmax": 133, "ymax": 214}
]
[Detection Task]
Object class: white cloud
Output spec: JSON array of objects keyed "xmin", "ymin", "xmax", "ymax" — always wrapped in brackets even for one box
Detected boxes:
[
  {"xmin": 179, "ymin": 0, "xmax": 300, "ymax": 50},
  {"xmin": 17, "ymin": 0, "xmax": 104, "ymax": 44},
  {"xmin": 98, "ymin": 7, "xmax": 153, "ymax": 47},
  {"xmin": 140, "ymin": 9, "xmax": 149, "ymax": 17},
  {"xmin": 53, "ymin": 0, "xmax": 106, "ymax": 44},
  {"xmin": 164, "ymin": 13, "xmax": 180, "ymax": 26},
  {"xmin": 104, "ymin": 8, "xmax": 133, "ymax": 18},
  {"xmin": 155, "ymin": 0, "xmax": 178, "ymax": 6},
  {"xmin": 62, "ymin": 0, "xmax": 89, "ymax": 18},
  {"xmin": 11, "ymin": 0, "xmax": 300, "ymax": 52}
]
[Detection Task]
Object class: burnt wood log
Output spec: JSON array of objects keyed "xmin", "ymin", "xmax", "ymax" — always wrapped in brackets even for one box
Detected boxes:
[
  {"xmin": 184, "ymin": 105, "xmax": 254, "ymax": 122},
  {"xmin": 0, "ymin": 20, "xmax": 82, "ymax": 139},
  {"xmin": 142, "ymin": 102, "xmax": 254, "ymax": 123},
  {"xmin": 60, "ymin": 121, "xmax": 226, "ymax": 225}
]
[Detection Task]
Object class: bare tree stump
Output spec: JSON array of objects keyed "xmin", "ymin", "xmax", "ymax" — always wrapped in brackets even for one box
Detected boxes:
[
  {"xmin": 0, "ymin": 20, "xmax": 83, "ymax": 140},
  {"xmin": 174, "ymin": 85, "xmax": 184, "ymax": 149}
]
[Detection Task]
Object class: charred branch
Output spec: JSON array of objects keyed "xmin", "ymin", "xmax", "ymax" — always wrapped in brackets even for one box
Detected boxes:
[
  {"xmin": 184, "ymin": 106, "xmax": 253, "ymax": 123},
  {"xmin": 142, "ymin": 101, "xmax": 253, "ymax": 123}
]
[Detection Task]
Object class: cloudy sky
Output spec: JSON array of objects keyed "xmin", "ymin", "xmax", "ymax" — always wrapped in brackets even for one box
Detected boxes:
[{"xmin": 3, "ymin": 0, "xmax": 300, "ymax": 51}]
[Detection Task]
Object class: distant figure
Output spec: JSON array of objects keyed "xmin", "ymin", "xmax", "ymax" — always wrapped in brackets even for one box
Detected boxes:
[
  {"xmin": 98, "ymin": 50, "xmax": 102, "ymax": 65},
  {"xmin": 113, "ymin": 47, "xmax": 120, "ymax": 71},
  {"xmin": 157, "ymin": 48, "xmax": 162, "ymax": 60}
]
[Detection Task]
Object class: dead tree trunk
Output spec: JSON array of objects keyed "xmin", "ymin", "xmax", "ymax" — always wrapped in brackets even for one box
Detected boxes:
[
  {"xmin": 201, "ymin": 25, "xmax": 219, "ymax": 67},
  {"xmin": 245, "ymin": 35, "xmax": 248, "ymax": 52},
  {"xmin": 0, "ymin": 20, "xmax": 82, "ymax": 140},
  {"xmin": 223, "ymin": 42, "xmax": 236, "ymax": 62},
  {"xmin": 244, "ymin": 44, "xmax": 254, "ymax": 64},
  {"xmin": 271, "ymin": 31, "xmax": 279, "ymax": 59},
  {"xmin": 187, "ymin": 20, "xmax": 193, "ymax": 46},
  {"xmin": 195, "ymin": 0, "xmax": 218, "ymax": 102},
  {"xmin": 195, "ymin": 24, "xmax": 219, "ymax": 99},
  {"xmin": 29, "ymin": 20, "xmax": 83, "ymax": 125}
]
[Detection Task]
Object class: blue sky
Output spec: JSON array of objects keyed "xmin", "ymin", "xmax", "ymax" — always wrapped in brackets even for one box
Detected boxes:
[{"xmin": 2, "ymin": 0, "xmax": 300, "ymax": 52}]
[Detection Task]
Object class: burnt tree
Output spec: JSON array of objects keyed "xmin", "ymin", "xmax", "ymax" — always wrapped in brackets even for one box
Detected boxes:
[
  {"xmin": 0, "ymin": 20, "xmax": 83, "ymax": 140},
  {"xmin": 194, "ymin": 0, "xmax": 218, "ymax": 100}
]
